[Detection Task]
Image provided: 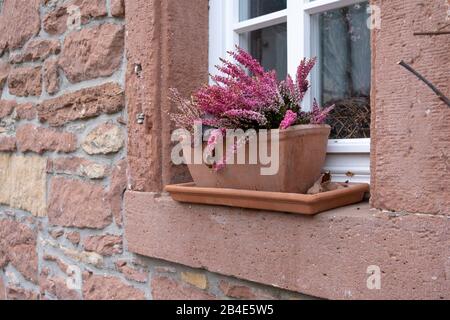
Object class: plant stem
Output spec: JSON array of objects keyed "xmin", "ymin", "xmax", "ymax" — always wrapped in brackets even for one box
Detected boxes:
[{"xmin": 397, "ymin": 60, "xmax": 450, "ymax": 108}]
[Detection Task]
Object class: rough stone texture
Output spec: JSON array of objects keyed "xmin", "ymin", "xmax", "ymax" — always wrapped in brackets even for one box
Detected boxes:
[
  {"xmin": 181, "ymin": 272, "xmax": 208, "ymax": 290},
  {"xmin": 48, "ymin": 177, "xmax": 112, "ymax": 229},
  {"xmin": 82, "ymin": 123, "xmax": 124, "ymax": 155},
  {"xmin": 220, "ymin": 281, "xmax": 256, "ymax": 300},
  {"xmin": 115, "ymin": 261, "xmax": 147, "ymax": 283},
  {"xmin": 43, "ymin": 57, "xmax": 60, "ymax": 95},
  {"xmin": 0, "ymin": 62, "xmax": 10, "ymax": 89},
  {"xmin": 370, "ymin": 0, "xmax": 450, "ymax": 215},
  {"xmin": 15, "ymin": 103, "xmax": 37, "ymax": 121},
  {"xmin": 47, "ymin": 157, "xmax": 108, "ymax": 179},
  {"xmin": 50, "ymin": 229, "xmax": 64, "ymax": 239},
  {"xmin": 126, "ymin": 193, "xmax": 450, "ymax": 300},
  {"xmin": 16, "ymin": 124, "xmax": 77, "ymax": 154},
  {"xmin": 43, "ymin": 0, "xmax": 108, "ymax": 35},
  {"xmin": 8, "ymin": 66, "xmax": 42, "ymax": 97},
  {"xmin": 0, "ymin": 155, "xmax": 47, "ymax": 216},
  {"xmin": 59, "ymin": 24, "xmax": 124, "ymax": 83},
  {"xmin": 40, "ymin": 273, "xmax": 81, "ymax": 300},
  {"xmin": 0, "ymin": 100, "xmax": 15, "ymax": 119},
  {"xmin": 0, "ymin": 277, "xmax": 5, "ymax": 300},
  {"xmin": 0, "ymin": 117, "xmax": 14, "ymax": 135},
  {"xmin": 6, "ymin": 286, "xmax": 40, "ymax": 300},
  {"xmin": 0, "ymin": 137, "xmax": 16, "ymax": 152},
  {"xmin": 83, "ymin": 234, "xmax": 122, "ymax": 256},
  {"xmin": 218, "ymin": 281, "xmax": 276, "ymax": 300},
  {"xmin": 0, "ymin": 219, "xmax": 39, "ymax": 283},
  {"xmin": 108, "ymin": 159, "xmax": 127, "ymax": 226},
  {"xmin": 43, "ymin": 255, "xmax": 70, "ymax": 274},
  {"xmin": 66, "ymin": 231, "xmax": 81, "ymax": 245},
  {"xmin": 37, "ymin": 83, "xmax": 124, "ymax": 126},
  {"xmin": 111, "ymin": 0, "xmax": 125, "ymax": 17},
  {"xmin": 9, "ymin": 39, "xmax": 61, "ymax": 64},
  {"xmin": 0, "ymin": 0, "xmax": 41, "ymax": 54},
  {"xmin": 45, "ymin": 243, "xmax": 103, "ymax": 268},
  {"xmin": 42, "ymin": 6, "xmax": 67, "ymax": 36},
  {"xmin": 126, "ymin": 0, "xmax": 209, "ymax": 192},
  {"xmin": 83, "ymin": 274, "xmax": 146, "ymax": 300},
  {"xmin": 151, "ymin": 276, "xmax": 216, "ymax": 300}
]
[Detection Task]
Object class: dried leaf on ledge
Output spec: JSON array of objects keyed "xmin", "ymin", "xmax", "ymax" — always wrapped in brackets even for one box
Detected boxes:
[{"xmin": 307, "ymin": 172, "xmax": 348, "ymax": 195}]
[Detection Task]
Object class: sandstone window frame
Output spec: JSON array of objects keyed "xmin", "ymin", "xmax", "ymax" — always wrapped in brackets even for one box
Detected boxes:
[{"xmin": 209, "ymin": 0, "xmax": 371, "ymax": 183}]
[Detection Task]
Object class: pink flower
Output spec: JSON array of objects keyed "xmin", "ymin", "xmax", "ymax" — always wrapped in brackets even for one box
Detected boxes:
[
  {"xmin": 310, "ymin": 99, "xmax": 334, "ymax": 124},
  {"xmin": 223, "ymin": 109, "xmax": 268, "ymax": 126},
  {"xmin": 296, "ymin": 58, "xmax": 316, "ymax": 101},
  {"xmin": 193, "ymin": 46, "xmax": 278, "ymax": 129},
  {"xmin": 213, "ymin": 159, "xmax": 226, "ymax": 172},
  {"xmin": 280, "ymin": 110, "xmax": 298, "ymax": 130}
]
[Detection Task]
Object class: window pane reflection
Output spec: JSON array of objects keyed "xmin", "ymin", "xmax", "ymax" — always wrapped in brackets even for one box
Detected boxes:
[
  {"xmin": 240, "ymin": 23, "xmax": 287, "ymax": 80},
  {"xmin": 316, "ymin": 2, "xmax": 371, "ymax": 139},
  {"xmin": 239, "ymin": 0, "xmax": 287, "ymax": 21}
]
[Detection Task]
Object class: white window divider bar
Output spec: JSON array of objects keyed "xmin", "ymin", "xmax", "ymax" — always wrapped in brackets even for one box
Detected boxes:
[
  {"xmin": 233, "ymin": 9, "xmax": 288, "ymax": 34},
  {"xmin": 303, "ymin": 0, "xmax": 366, "ymax": 14}
]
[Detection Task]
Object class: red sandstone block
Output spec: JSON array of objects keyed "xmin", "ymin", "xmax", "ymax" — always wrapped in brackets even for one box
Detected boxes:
[
  {"xmin": 43, "ymin": 57, "xmax": 60, "ymax": 95},
  {"xmin": 0, "ymin": 100, "xmax": 16, "ymax": 119},
  {"xmin": 6, "ymin": 286, "xmax": 40, "ymax": 300},
  {"xmin": 0, "ymin": 220, "xmax": 39, "ymax": 284},
  {"xmin": 370, "ymin": 0, "xmax": 450, "ymax": 215},
  {"xmin": 83, "ymin": 234, "xmax": 123, "ymax": 256},
  {"xmin": 151, "ymin": 276, "xmax": 216, "ymax": 300},
  {"xmin": 116, "ymin": 260, "xmax": 148, "ymax": 283},
  {"xmin": 219, "ymin": 281, "xmax": 256, "ymax": 300},
  {"xmin": 9, "ymin": 38, "xmax": 61, "ymax": 64},
  {"xmin": 48, "ymin": 177, "xmax": 112, "ymax": 229},
  {"xmin": 0, "ymin": 277, "xmax": 5, "ymax": 300},
  {"xmin": 8, "ymin": 66, "xmax": 42, "ymax": 97},
  {"xmin": 0, "ymin": 62, "xmax": 10, "ymax": 89},
  {"xmin": 83, "ymin": 273, "xmax": 146, "ymax": 300},
  {"xmin": 66, "ymin": 231, "xmax": 81, "ymax": 245},
  {"xmin": 0, "ymin": 0, "xmax": 40, "ymax": 53},
  {"xmin": 47, "ymin": 156, "xmax": 109, "ymax": 179},
  {"xmin": 37, "ymin": 82, "xmax": 124, "ymax": 127},
  {"xmin": 43, "ymin": 0, "xmax": 108, "ymax": 35},
  {"xmin": 16, "ymin": 124, "xmax": 77, "ymax": 154},
  {"xmin": 39, "ymin": 273, "xmax": 81, "ymax": 300},
  {"xmin": 15, "ymin": 103, "xmax": 37, "ymax": 121},
  {"xmin": 108, "ymin": 159, "xmax": 127, "ymax": 226},
  {"xmin": 59, "ymin": 24, "xmax": 124, "ymax": 83},
  {"xmin": 125, "ymin": 192, "xmax": 450, "ymax": 300},
  {"xmin": 111, "ymin": 0, "xmax": 125, "ymax": 17},
  {"xmin": 0, "ymin": 136, "xmax": 16, "ymax": 152}
]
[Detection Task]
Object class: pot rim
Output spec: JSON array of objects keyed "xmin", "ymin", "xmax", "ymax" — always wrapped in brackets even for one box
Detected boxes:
[
  {"xmin": 180, "ymin": 124, "xmax": 331, "ymax": 146},
  {"xmin": 277, "ymin": 124, "xmax": 331, "ymax": 139}
]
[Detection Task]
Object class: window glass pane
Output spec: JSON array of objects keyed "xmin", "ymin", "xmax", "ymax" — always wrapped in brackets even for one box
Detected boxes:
[
  {"xmin": 239, "ymin": 0, "xmax": 286, "ymax": 21},
  {"xmin": 240, "ymin": 23, "xmax": 287, "ymax": 80},
  {"xmin": 314, "ymin": 2, "xmax": 371, "ymax": 139}
]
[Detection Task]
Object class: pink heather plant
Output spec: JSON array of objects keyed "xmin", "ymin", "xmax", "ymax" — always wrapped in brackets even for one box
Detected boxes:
[
  {"xmin": 170, "ymin": 46, "xmax": 333, "ymax": 132},
  {"xmin": 169, "ymin": 47, "xmax": 334, "ymax": 170},
  {"xmin": 193, "ymin": 46, "xmax": 279, "ymax": 130},
  {"xmin": 280, "ymin": 110, "xmax": 298, "ymax": 130}
]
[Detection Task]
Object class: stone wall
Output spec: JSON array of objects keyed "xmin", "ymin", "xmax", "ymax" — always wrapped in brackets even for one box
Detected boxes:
[
  {"xmin": 0, "ymin": 0, "xmax": 310, "ymax": 300},
  {"xmin": 1, "ymin": 0, "xmax": 449, "ymax": 301}
]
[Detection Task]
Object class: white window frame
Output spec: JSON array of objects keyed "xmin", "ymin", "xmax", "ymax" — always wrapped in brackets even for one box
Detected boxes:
[{"xmin": 209, "ymin": 0, "xmax": 371, "ymax": 183}]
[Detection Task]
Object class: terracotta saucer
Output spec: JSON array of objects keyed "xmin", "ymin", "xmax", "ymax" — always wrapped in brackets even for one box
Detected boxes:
[{"xmin": 165, "ymin": 182, "xmax": 370, "ymax": 215}]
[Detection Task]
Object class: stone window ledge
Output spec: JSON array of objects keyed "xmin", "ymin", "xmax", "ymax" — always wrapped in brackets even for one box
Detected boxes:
[{"xmin": 124, "ymin": 191, "xmax": 450, "ymax": 300}]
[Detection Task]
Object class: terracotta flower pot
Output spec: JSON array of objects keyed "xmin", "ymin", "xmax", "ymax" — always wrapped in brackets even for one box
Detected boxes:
[{"xmin": 184, "ymin": 124, "xmax": 331, "ymax": 194}]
